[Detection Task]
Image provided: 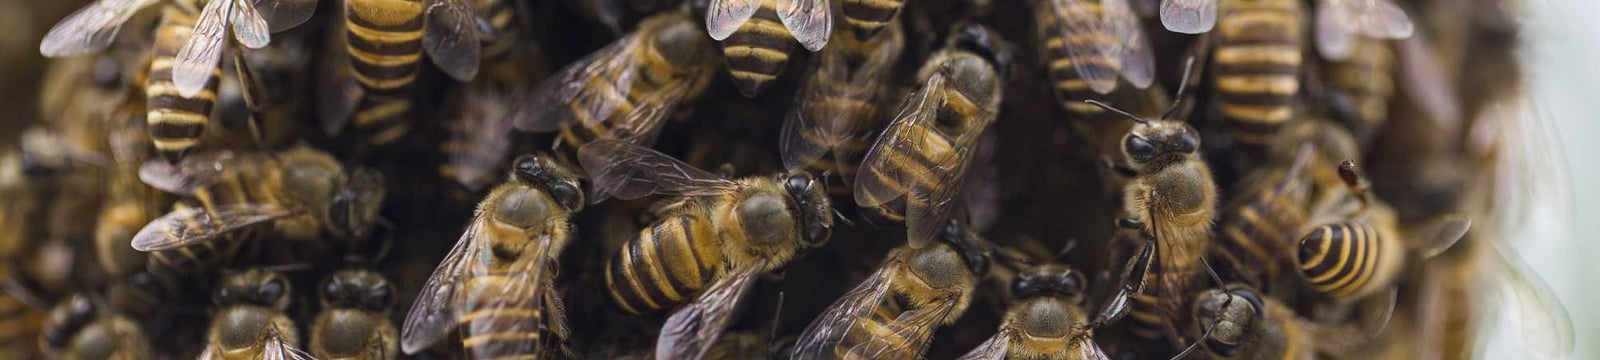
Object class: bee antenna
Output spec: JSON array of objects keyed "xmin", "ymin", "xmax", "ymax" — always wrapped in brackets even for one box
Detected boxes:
[
  {"xmin": 831, "ymin": 208, "xmax": 855, "ymax": 227},
  {"xmin": 1200, "ymin": 256, "xmax": 1226, "ymax": 288},
  {"xmin": 1162, "ymin": 56, "xmax": 1199, "ymax": 120},
  {"xmin": 1170, "ymin": 255, "xmax": 1232, "ymax": 360},
  {"xmin": 1084, "ymin": 100, "xmax": 1147, "ymax": 125}
]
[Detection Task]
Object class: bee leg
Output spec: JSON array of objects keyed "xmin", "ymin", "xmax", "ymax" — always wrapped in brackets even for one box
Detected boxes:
[{"xmin": 1097, "ymin": 234, "xmax": 1155, "ymax": 326}]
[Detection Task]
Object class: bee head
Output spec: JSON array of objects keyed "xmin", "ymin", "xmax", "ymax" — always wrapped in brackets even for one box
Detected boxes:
[
  {"xmin": 780, "ymin": 171, "xmax": 833, "ymax": 248},
  {"xmin": 1123, "ymin": 120, "xmax": 1200, "ymax": 167},
  {"xmin": 938, "ymin": 221, "xmax": 991, "ymax": 276},
  {"xmin": 513, "ymin": 154, "xmax": 584, "ymax": 212},
  {"xmin": 320, "ymin": 269, "xmax": 395, "ymax": 313},
  {"xmin": 278, "ymin": 147, "xmax": 344, "ymax": 213},
  {"xmin": 1191, "ymin": 286, "xmax": 1265, "ymax": 358},
  {"xmin": 1011, "ymin": 264, "xmax": 1086, "ymax": 301},
  {"xmin": 42, "ymin": 294, "xmax": 99, "ymax": 350},
  {"xmin": 945, "ymin": 22, "xmax": 1013, "ymax": 79},
  {"xmin": 216, "ymin": 270, "xmax": 292, "ymax": 310}
]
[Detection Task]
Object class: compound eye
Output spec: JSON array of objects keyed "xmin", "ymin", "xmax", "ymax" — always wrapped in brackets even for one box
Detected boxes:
[
  {"xmin": 513, "ymin": 155, "xmax": 542, "ymax": 182},
  {"xmin": 259, "ymin": 278, "xmax": 286, "ymax": 303},
  {"xmin": 1063, "ymin": 271, "xmax": 1086, "ymax": 296},
  {"xmin": 1011, "ymin": 275, "xmax": 1033, "ymax": 298},
  {"xmin": 368, "ymin": 285, "xmax": 395, "ymax": 310},
  {"xmin": 784, "ymin": 174, "xmax": 812, "ymax": 196},
  {"xmin": 1124, "ymin": 136, "xmax": 1156, "ymax": 162},
  {"xmin": 549, "ymin": 183, "xmax": 584, "ymax": 211},
  {"xmin": 1176, "ymin": 129, "xmax": 1200, "ymax": 153}
]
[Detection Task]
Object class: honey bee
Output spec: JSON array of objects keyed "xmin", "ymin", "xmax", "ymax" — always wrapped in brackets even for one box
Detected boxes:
[
  {"xmin": 957, "ymin": 262, "xmax": 1109, "ymax": 360},
  {"xmin": 474, "ymin": 0, "xmax": 542, "ymax": 86},
  {"xmin": 40, "ymin": 293, "xmax": 153, "ymax": 359},
  {"xmin": 201, "ymin": 269, "xmax": 312, "ymax": 359},
  {"xmin": 705, "ymin": 0, "xmax": 832, "ymax": 96},
  {"xmin": 1318, "ymin": 38, "xmax": 1395, "ymax": 145},
  {"xmin": 439, "ymin": 85, "xmax": 519, "ymax": 192},
  {"xmin": 839, "ymin": 0, "xmax": 901, "ymax": 39},
  {"xmin": 1185, "ymin": 284, "xmax": 1367, "ymax": 360},
  {"xmin": 512, "ymin": 13, "xmax": 716, "ymax": 153},
  {"xmin": 577, "ymin": 139, "xmax": 833, "ymax": 360},
  {"xmin": 1157, "ymin": 0, "xmax": 1217, "ymax": 34},
  {"xmin": 1035, "ymin": 0, "xmax": 1155, "ymax": 119},
  {"xmin": 791, "ymin": 222, "xmax": 986, "ymax": 359},
  {"xmin": 401, "ymin": 154, "xmax": 584, "ymax": 358},
  {"xmin": 854, "ymin": 23, "xmax": 1007, "ymax": 248},
  {"xmin": 311, "ymin": 268, "xmax": 398, "ymax": 360},
  {"xmin": 1213, "ymin": 0, "xmax": 1305, "ymax": 153},
  {"xmin": 325, "ymin": 0, "xmax": 483, "ymax": 146},
  {"xmin": 39, "ymin": 0, "xmax": 312, "ymax": 59},
  {"xmin": 1214, "ymin": 145, "xmax": 1313, "ymax": 286},
  {"xmin": 132, "ymin": 147, "xmax": 386, "ymax": 272},
  {"xmin": 780, "ymin": 22, "xmax": 905, "ymax": 191}
]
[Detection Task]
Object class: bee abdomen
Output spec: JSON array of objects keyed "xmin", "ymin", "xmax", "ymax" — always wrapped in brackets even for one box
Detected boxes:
[
  {"xmin": 1296, "ymin": 223, "xmax": 1391, "ymax": 299},
  {"xmin": 856, "ymin": 131, "xmax": 955, "ymax": 207},
  {"xmin": 721, "ymin": 2, "xmax": 797, "ymax": 96},
  {"xmin": 346, "ymin": 0, "xmax": 425, "ymax": 96},
  {"xmin": 840, "ymin": 0, "xmax": 904, "ymax": 39},
  {"xmin": 148, "ymin": 8, "xmax": 218, "ymax": 164},
  {"xmin": 1038, "ymin": 4, "xmax": 1121, "ymax": 120},
  {"xmin": 1215, "ymin": 0, "xmax": 1303, "ymax": 147},
  {"xmin": 604, "ymin": 214, "xmax": 722, "ymax": 314},
  {"xmin": 458, "ymin": 276, "xmax": 545, "ymax": 357},
  {"xmin": 351, "ymin": 94, "xmax": 413, "ymax": 146},
  {"xmin": 476, "ymin": 0, "xmax": 518, "ymax": 62},
  {"xmin": 1326, "ymin": 40, "xmax": 1394, "ymax": 133},
  {"xmin": 1126, "ymin": 294, "xmax": 1165, "ymax": 340}
]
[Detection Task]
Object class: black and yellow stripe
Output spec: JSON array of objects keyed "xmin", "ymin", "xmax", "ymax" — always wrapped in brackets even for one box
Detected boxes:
[
  {"xmin": 1125, "ymin": 293, "xmax": 1165, "ymax": 341},
  {"xmin": 1323, "ymin": 39, "xmax": 1394, "ymax": 140},
  {"xmin": 458, "ymin": 270, "xmax": 546, "ymax": 357},
  {"xmin": 721, "ymin": 0, "xmax": 798, "ymax": 97},
  {"xmin": 147, "ymin": 6, "xmax": 219, "ymax": 164},
  {"xmin": 793, "ymin": 29, "xmax": 898, "ymax": 194},
  {"xmin": 346, "ymin": 0, "xmax": 426, "ymax": 145},
  {"xmin": 552, "ymin": 50, "xmax": 682, "ymax": 152},
  {"xmin": 605, "ymin": 211, "xmax": 725, "ymax": 314},
  {"xmin": 1218, "ymin": 173, "xmax": 1309, "ymax": 282},
  {"xmin": 1036, "ymin": 0, "xmax": 1120, "ymax": 121},
  {"xmin": 147, "ymin": 156, "xmax": 286, "ymax": 273},
  {"xmin": 1296, "ymin": 222, "xmax": 1396, "ymax": 299},
  {"xmin": 474, "ymin": 0, "xmax": 528, "ymax": 85},
  {"xmin": 1214, "ymin": 0, "xmax": 1303, "ymax": 147},
  {"xmin": 841, "ymin": 0, "xmax": 903, "ymax": 39}
]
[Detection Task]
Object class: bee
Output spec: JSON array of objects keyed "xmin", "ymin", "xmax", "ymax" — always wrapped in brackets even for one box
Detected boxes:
[
  {"xmin": 201, "ymin": 269, "xmax": 312, "ymax": 359},
  {"xmin": 143, "ymin": 6, "xmax": 218, "ymax": 165},
  {"xmin": 401, "ymin": 154, "xmax": 584, "ymax": 358},
  {"xmin": 330, "ymin": 0, "xmax": 483, "ymax": 145},
  {"xmin": 1213, "ymin": 0, "xmax": 1305, "ymax": 152},
  {"xmin": 40, "ymin": 0, "xmax": 314, "ymax": 57},
  {"xmin": 957, "ymin": 261, "xmax": 1110, "ymax": 360},
  {"xmin": 791, "ymin": 222, "xmax": 986, "ymax": 359},
  {"xmin": 705, "ymin": 0, "xmax": 832, "ymax": 96},
  {"xmin": 439, "ymin": 85, "xmax": 519, "ymax": 193},
  {"xmin": 1152, "ymin": 0, "xmax": 1218, "ymax": 34},
  {"xmin": 1034, "ymin": 0, "xmax": 1155, "ymax": 123},
  {"xmin": 311, "ymin": 268, "xmax": 398, "ymax": 360},
  {"xmin": 473, "ymin": 0, "xmax": 544, "ymax": 86},
  {"xmin": 1185, "ymin": 284, "xmax": 1367, "ymax": 360},
  {"xmin": 854, "ymin": 23, "xmax": 1007, "ymax": 248},
  {"xmin": 577, "ymin": 139, "xmax": 834, "ymax": 360},
  {"xmin": 1318, "ymin": 38, "xmax": 1395, "ymax": 145},
  {"xmin": 1214, "ymin": 144, "xmax": 1313, "ymax": 286},
  {"xmin": 97, "ymin": 124, "xmax": 173, "ymax": 279},
  {"xmin": 132, "ymin": 147, "xmax": 387, "ymax": 272},
  {"xmin": 40, "ymin": 293, "xmax": 153, "ymax": 359},
  {"xmin": 513, "ymin": 13, "xmax": 716, "ymax": 154},
  {"xmin": 780, "ymin": 22, "xmax": 905, "ymax": 192}
]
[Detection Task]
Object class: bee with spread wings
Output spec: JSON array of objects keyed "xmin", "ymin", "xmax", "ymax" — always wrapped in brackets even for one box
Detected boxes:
[
  {"xmin": 513, "ymin": 13, "xmax": 715, "ymax": 153},
  {"xmin": 1159, "ymin": 0, "xmax": 1217, "ymax": 34},
  {"xmin": 854, "ymin": 24, "xmax": 1006, "ymax": 248},
  {"xmin": 577, "ymin": 140, "xmax": 834, "ymax": 360},
  {"xmin": 706, "ymin": 0, "xmax": 832, "ymax": 52},
  {"xmin": 1313, "ymin": 0, "xmax": 1414, "ymax": 60},
  {"xmin": 39, "ymin": 0, "xmax": 315, "ymax": 58},
  {"xmin": 1039, "ymin": 0, "xmax": 1155, "ymax": 97},
  {"xmin": 706, "ymin": 0, "xmax": 832, "ymax": 95}
]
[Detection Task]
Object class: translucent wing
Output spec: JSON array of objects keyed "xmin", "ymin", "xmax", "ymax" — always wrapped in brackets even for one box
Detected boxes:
[
  {"xmin": 610, "ymin": 78, "xmax": 694, "ymax": 145},
  {"xmin": 791, "ymin": 264, "xmax": 899, "ymax": 359},
  {"xmin": 777, "ymin": 0, "xmax": 832, "ymax": 51},
  {"xmin": 854, "ymin": 75, "xmax": 946, "ymax": 209},
  {"xmin": 231, "ymin": 0, "xmax": 272, "ymax": 49},
  {"xmin": 904, "ymin": 136, "xmax": 982, "ymax": 249},
  {"xmin": 512, "ymin": 35, "xmax": 640, "ymax": 133},
  {"xmin": 138, "ymin": 151, "xmax": 242, "ymax": 194},
  {"xmin": 1394, "ymin": 36, "xmax": 1461, "ymax": 129},
  {"xmin": 445, "ymin": 86, "xmax": 516, "ymax": 191},
  {"xmin": 1313, "ymin": 0, "xmax": 1356, "ymax": 60},
  {"xmin": 253, "ymin": 0, "xmax": 318, "ymax": 32},
  {"xmin": 1350, "ymin": 0, "xmax": 1412, "ymax": 39},
  {"xmin": 1077, "ymin": 336, "xmax": 1111, "ymax": 360},
  {"xmin": 954, "ymin": 329, "xmax": 1014, "ymax": 360},
  {"xmin": 576, "ymin": 140, "xmax": 741, "ymax": 201},
  {"xmin": 1105, "ymin": 0, "xmax": 1155, "ymax": 88},
  {"xmin": 842, "ymin": 295, "xmax": 955, "ymax": 358},
  {"xmin": 781, "ymin": 28, "xmax": 901, "ymax": 173},
  {"xmin": 401, "ymin": 220, "xmax": 486, "ymax": 354},
  {"xmin": 39, "ymin": 0, "xmax": 160, "ymax": 57},
  {"xmin": 424, "ymin": 0, "xmax": 483, "ymax": 81},
  {"xmin": 174, "ymin": 0, "xmax": 231, "ymax": 97},
  {"xmin": 263, "ymin": 323, "xmax": 317, "ymax": 360},
  {"xmin": 656, "ymin": 266, "xmax": 762, "ymax": 360},
  {"xmin": 463, "ymin": 227, "xmax": 557, "ymax": 358},
  {"xmin": 131, "ymin": 203, "xmax": 295, "ymax": 251},
  {"xmin": 1160, "ymin": 0, "xmax": 1217, "ymax": 34},
  {"xmin": 779, "ymin": 79, "xmax": 833, "ymax": 173},
  {"xmin": 1044, "ymin": 0, "xmax": 1120, "ymax": 94},
  {"xmin": 1486, "ymin": 240, "xmax": 1574, "ymax": 357},
  {"xmin": 706, "ymin": 0, "xmax": 760, "ymax": 40}
]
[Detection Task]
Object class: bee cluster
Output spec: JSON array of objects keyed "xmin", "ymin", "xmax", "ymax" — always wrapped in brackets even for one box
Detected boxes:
[{"xmin": 0, "ymin": 0, "xmax": 1570, "ymax": 358}]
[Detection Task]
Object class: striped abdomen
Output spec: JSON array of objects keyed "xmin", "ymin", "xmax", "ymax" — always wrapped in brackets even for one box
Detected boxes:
[
  {"xmin": 605, "ymin": 211, "xmax": 725, "ymax": 314},
  {"xmin": 1296, "ymin": 222, "xmax": 1401, "ymax": 299},
  {"xmin": 457, "ymin": 269, "xmax": 547, "ymax": 358},
  {"xmin": 828, "ymin": 301, "xmax": 923, "ymax": 359},
  {"xmin": 1037, "ymin": 0, "xmax": 1119, "ymax": 121},
  {"xmin": 149, "ymin": 168, "xmax": 281, "ymax": 273},
  {"xmin": 347, "ymin": 0, "xmax": 425, "ymax": 145},
  {"xmin": 1218, "ymin": 175, "xmax": 1310, "ymax": 282},
  {"xmin": 147, "ymin": 7, "xmax": 219, "ymax": 164},
  {"xmin": 554, "ymin": 52, "xmax": 681, "ymax": 151},
  {"xmin": 1214, "ymin": 0, "xmax": 1304, "ymax": 147},
  {"xmin": 474, "ymin": 0, "xmax": 525, "ymax": 84},
  {"xmin": 721, "ymin": 0, "xmax": 797, "ymax": 96},
  {"xmin": 1324, "ymin": 39, "xmax": 1394, "ymax": 140},
  {"xmin": 840, "ymin": 0, "xmax": 903, "ymax": 39},
  {"xmin": 1125, "ymin": 293, "xmax": 1165, "ymax": 341},
  {"xmin": 0, "ymin": 292, "xmax": 41, "ymax": 358}
]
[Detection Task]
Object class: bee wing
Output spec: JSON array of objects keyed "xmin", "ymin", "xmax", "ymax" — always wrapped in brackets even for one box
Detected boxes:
[
  {"xmin": 904, "ymin": 76, "xmax": 997, "ymax": 248},
  {"xmin": 1313, "ymin": 0, "xmax": 1356, "ymax": 60},
  {"xmin": 424, "ymin": 0, "xmax": 483, "ymax": 81},
  {"xmin": 138, "ymin": 151, "xmax": 240, "ymax": 194},
  {"xmin": 777, "ymin": 0, "xmax": 832, "ymax": 51},
  {"xmin": 844, "ymin": 295, "xmax": 956, "ymax": 358},
  {"xmin": 463, "ymin": 227, "xmax": 558, "ymax": 358},
  {"xmin": 131, "ymin": 203, "xmax": 295, "ymax": 251},
  {"xmin": 1394, "ymin": 35, "xmax": 1461, "ymax": 130},
  {"xmin": 445, "ymin": 86, "xmax": 516, "ymax": 190},
  {"xmin": 263, "ymin": 323, "xmax": 317, "ymax": 360},
  {"xmin": 231, "ymin": 0, "xmax": 272, "ymax": 49},
  {"xmin": 174, "ymin": 0, "xmax": 231, "ymax": 97},
  {"xmin": 513, "ymin": 35, "xmax": 640, "ymax": 133},
  {"xmin": 1104, "ymin": 0, "xmax": 1155, "ymax": 89},
  {"xmin": 39, "ymin": 0, "xmax": 160, "ymax": 57},
  {"xmin": 779, "ymin": 78, "xmax": 833, "ymax": 173},
  {"xmin": 315, "ymin": 18, "xmax": 362, "ymax": 136},
  {"xmin": 781, "ymin": 31, "xmax": 900, "ymax": 173},
  {"xmin": 854, "ymin": 75, "xmax": 946, "ymax": 209},
  {"xmin": 791, "ymin": 264, "xmax": 899, "ymax": 359},
  {"xmin": 1486, "ymin": 240, "xmax": 1575, "ymax": 357},
  {"xmin": 401, "ymin": 220, "xmax": 487, "ymax": 354},
  {"xmin": 612, "ymin": 78, "xmax": 693, "ymax": 145},
  {"xmin": 1043, "ymin": 0, "xmax": 1120, "ymax": 95},
  {"xmin": 954, "ymin": 329, "xmax": 1015, "ymax": 360},
  {"xmin": 1351, "ymin": 0, "xmax": 1413, "ymax": 39},
  {"xmin": 577, "ymin": 139, "xmax": 741, "ymax": 201},
  {"xmin": 1159, "ymin": 0, "xmax": 1217, "ymax": 34},
  {"xmin": 656, "ymin": 266, "xmax": 763, "ymax": 360},
  {"xmin": 1076, "ymin": 336, "xmax": 1111, "ymax": 360},
  {"xmin": 706, "ymin": 0, "xmax": 761, "ymax": 41},
  {"xmin": 252, "ymin": 0, "xmax": 317, "ymax": 32}
]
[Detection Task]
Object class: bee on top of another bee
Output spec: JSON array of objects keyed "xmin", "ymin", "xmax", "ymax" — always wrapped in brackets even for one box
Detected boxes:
[
  {"xmin": 704, "ymin": 0, "xmax": 832, "ymax": 96},
  {"xmin": 202, "ymin": 268, "xmax": 312, "ymax": 359},
  {"xmin": 781, "ymin": 20, "xmax": 906, "ymax": 195}
]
